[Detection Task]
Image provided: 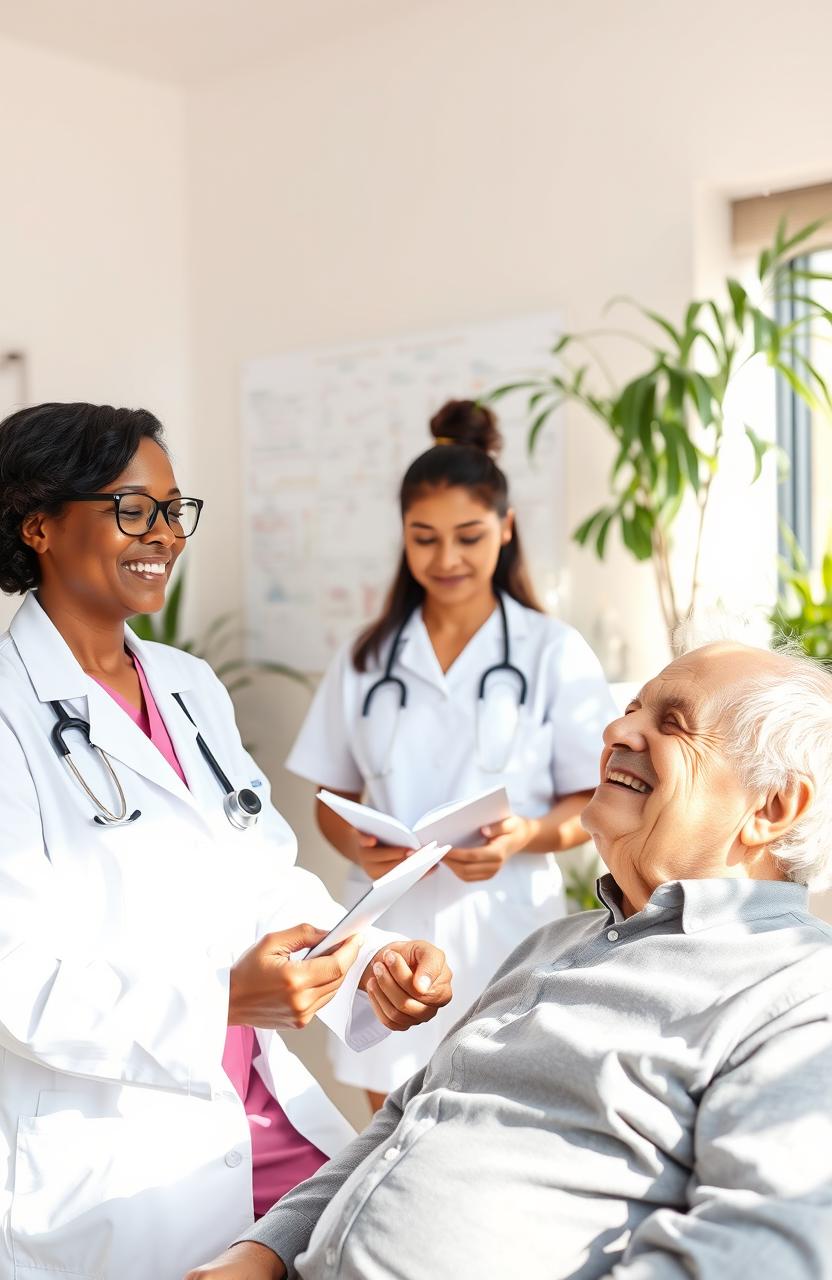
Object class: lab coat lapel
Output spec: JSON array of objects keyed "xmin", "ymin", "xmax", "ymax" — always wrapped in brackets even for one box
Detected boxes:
[
  {"xmin": 394, "ymin": 611, "xmax": 448, "ymax": 695},
  {"xmin": 122, "ymin": 627, "xmax": 215, "ymax": 811},
  {"xmin": 10, "ymin": 593, "xmax": 204, "ymax": 816},
  {"xmin": 397, "ymin": 595, "xmax": 531, "ymax": 694}
]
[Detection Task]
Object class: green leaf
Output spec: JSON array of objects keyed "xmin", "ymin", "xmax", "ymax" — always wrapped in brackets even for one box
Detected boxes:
[
  {"xmin": 528, "ymin": 398, "xmax": 563, "ymax": 453},
  {"xmin": 727, "ymin": 278, "xmax": 747, "ymax": 329},
  {"xmin": 595, "ymin": 512, "xmax": 615, "ymax": 559},
  {"xmin": 758, "ymin": 245, "xmax": 772, "ymax": 280},
  {"xmin": 659, "ymin": 423, "xmax": 682, "ymax": 498},
  {"xmin": 744, "ymin": 424, "xmax": 771, "ymax": 483},
  {"xmin": 161, "ymin": 571, "xmax": 185, "ymax": 645},
  {"xmin": 484, "ymin": 380, "xmax": 541, "ymax": 403},
  {"xmin": 787, "ymin": 267, "xmax": 832, "ymax": 285},
  {"xmin": 676, "ymin": 429, "xmax": 701, "ymax": 491},
  {"xmin": 706, "ymin": 300, "xmax": 728, "ymax": 345},
  {"xmin": 778, "ymin": 216, "xmax": 830, "ymax": 258},
  {"xmin": 606, "ymin": 295, "xmax": 681, "ymax": 349},
  {"xmin": 775, "ymin": 360, "xmax": 823, "ymax": 415},
  {"xmin": 686, "ymin": 370, "xmax": 717, "ymax": 427},
  {"xmin": 620, "ymin": 506, "xmax": 653, "ymax": 560},
  {"xmin": 255, "ymin": 661, "xmax": 313, "ymax": 688},
  {"xmin": 573, "ymin": 509, "xmax": 606, "ymax": 546},
  {"xmin": 128, "ymin": 613, "xmax": 157, "ymax": 641}
]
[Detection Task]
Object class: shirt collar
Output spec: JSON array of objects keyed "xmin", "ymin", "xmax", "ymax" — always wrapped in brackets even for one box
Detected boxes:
[
  {"xmin": 393, "ymin": 592, "xmax": 531, "ymax": 685},
  {"xmin": 596, "ymin": 872, "xmax": 809, "ymax": 933},
  {"xmin": 9, "ymin": 591, "xmax": 193, "ymax": 702}
]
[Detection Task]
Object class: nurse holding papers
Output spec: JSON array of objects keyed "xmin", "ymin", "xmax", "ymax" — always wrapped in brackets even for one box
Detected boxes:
[
  {"xmin": 288, "ymin": 400, "xmax": 617, "ymax": 1108},
  {"xmin": 0, "ymin": 403, "xmax": 451, "ymax": 1280}
]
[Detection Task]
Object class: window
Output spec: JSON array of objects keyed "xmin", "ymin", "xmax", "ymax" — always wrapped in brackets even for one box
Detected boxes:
[{"xmin": 774, "ymin": 249, "xmax": 832, "ymax": 566}]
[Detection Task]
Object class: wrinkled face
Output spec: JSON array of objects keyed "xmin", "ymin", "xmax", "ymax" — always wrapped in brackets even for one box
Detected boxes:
[
  {"xmin": 26, "ymin": 437, "xmax": 185, "ymax": 622},
  {"xmin": 403, "ymin": 484, "xmax": 512, "ymax": 606},
  {"xmin": 581, "ymin": 645, "xmax": 772, "ymax": 911}
]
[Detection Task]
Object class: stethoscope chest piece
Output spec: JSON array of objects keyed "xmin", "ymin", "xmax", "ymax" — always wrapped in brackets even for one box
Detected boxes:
[{"xmin": 223, "ymin": 787, "xmax": 262, "ymax": 830}]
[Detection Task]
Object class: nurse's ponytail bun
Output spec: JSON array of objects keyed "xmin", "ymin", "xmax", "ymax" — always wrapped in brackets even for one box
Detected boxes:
[
  {"xmin": 353, "ymin": 397, "xmax": 543, "ymax": 671},
  {"xmin": 429, "ymin": 399, "xmax": 502, "ymax": 458}
]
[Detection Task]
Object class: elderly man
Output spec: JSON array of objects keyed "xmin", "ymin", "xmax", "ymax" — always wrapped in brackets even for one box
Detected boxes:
[{"xmin": 188, "ymin": 642, "xmax": 832, "ymax": 1280}]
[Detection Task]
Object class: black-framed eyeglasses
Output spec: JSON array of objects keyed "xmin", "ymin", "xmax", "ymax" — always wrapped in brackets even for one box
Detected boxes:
[{"xmin": 58, "ymin": 492, "xmax": 204, "ymax": 539}]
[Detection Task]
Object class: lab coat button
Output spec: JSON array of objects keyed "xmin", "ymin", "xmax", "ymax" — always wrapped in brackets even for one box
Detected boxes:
[
  {"xmin": 225, "ymin": 1149, "xmax": 243, "ymax": 1168},
  {"xmin": 607, "ymin": 929, "xmax": 620, "ymax": 942},
  {"xmin": 384, "ymin": 1146, "xmax": 400, "ymax": 1161},
  {"xmin": 325, "ymin": 1247, "xmax": 337, "ymax": 1266}
]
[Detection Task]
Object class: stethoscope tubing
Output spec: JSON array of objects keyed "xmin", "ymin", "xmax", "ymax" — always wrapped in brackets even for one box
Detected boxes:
[
  {"xmin": 48, "ymin": 690, "xmax": 261, "ymax": 830},
  {"xmin": 360, "ymin": 592, "xmax": 527, "ymax": 777}
]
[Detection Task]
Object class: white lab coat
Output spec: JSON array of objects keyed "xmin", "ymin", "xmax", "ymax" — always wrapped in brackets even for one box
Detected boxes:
[
  {"xmin": 0, "ymin": 592, "xmax": 396, "ymax": 1280},
  {"xmin": 288, "ymin": 595, "xmax": 617, "ymax": 1091}
]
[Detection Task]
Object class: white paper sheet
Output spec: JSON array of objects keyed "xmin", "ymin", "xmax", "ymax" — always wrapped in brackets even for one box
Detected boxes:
[{"xmin": 304, "ymin": 840, "xmax": 450, "ymax": 958}]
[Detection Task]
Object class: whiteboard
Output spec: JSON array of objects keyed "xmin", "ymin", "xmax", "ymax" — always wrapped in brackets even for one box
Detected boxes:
[{"xmin": 241, "ymin": 311, "xmax": 566, "ymax": 672}]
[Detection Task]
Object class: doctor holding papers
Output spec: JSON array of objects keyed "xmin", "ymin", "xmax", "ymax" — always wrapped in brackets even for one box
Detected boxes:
[
  {"xmin": 288, "ymin": 400, "xmax": 617, "ymax": 1106},
  {"xmin": 305, "ymin": 838, "xmax": 451, "ymax": 958}
]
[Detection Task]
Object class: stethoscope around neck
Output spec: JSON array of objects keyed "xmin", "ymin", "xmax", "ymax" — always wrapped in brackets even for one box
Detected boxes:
[
  {"xmin": 48, "ymin": 691, "xmax": 262, "ymax": 830},
  {"xmin": 360, "ymin": 592, "xmax": 528, "ymax": 778}
]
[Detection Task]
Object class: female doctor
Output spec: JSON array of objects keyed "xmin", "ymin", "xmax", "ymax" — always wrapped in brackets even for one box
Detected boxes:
[
  {"xmin": 0, "ymin": 402, "xmax": 451, "ymax": 1280},
  {"xmin": 288, "ymin": 400, "xmax": 617, "ymax": 1110}
]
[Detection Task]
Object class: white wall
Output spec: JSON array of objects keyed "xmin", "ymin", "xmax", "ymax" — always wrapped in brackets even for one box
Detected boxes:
[
  {"xmin": 0, "ymin": 34, "xmax": 191, "ymax": 633},
  {"xmin": 183, "ymin": 0, "xmax": 832, "ymax": 671},
  {"xmin": 181, "ymin": 0, "xmax": 832, "ymax": 1119}
]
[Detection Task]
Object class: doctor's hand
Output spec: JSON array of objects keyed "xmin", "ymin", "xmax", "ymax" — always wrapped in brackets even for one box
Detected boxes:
[
  {"xmin": 442, "ymin": 815, "xmax": 533, "ymax": 883},
  {"xmin": 228, "ymin": 924, "xmax": 363, "ymax": 1031},
  {"xmin": 360, "ymin": 941, "xmax": 452, "ymax": 1030},
  {"xmin": 351, "ymin": 830, "xmax": 414, "ymax": 881},
  {"xmin": 184, "ymin": 1241, "xmax": 286, "ymax": 1280}
]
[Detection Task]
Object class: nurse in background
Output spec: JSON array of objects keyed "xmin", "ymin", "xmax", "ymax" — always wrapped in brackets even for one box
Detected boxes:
[{"xmin": 288, "ymin": 399, "xmax": 617, "ymax": 1110}]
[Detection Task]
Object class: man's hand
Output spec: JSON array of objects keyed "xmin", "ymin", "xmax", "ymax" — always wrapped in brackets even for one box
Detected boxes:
[
  {"xmin": 184, "ymin": 1241, "xmax": 286, "ymax": 1279},
  {"xmin": 228, "ymin": 924, "xmax": 363, "ymax": 1030},
  {"xmin": 352, "ymin": 830, "xmax": 413, "ymax": 880},
  {"xmin": 443, "ymin": 815, "xmax": 532, "ymax": 883},
  {"xmin": 361, "ymin": 941, "xmax": 452, "ymax": 1030}
]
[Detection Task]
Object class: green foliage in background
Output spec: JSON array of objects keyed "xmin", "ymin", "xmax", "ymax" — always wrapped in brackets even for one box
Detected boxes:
[
  {"xmin": 563, "ymin": 858, "xmax": 603, "ymax": 913},
  {"xmin": 771, "ymin": 526, "xmax": 832, "ymax": 664},
  {"xmin": 490, "ymin": 219, "xmax": 832, "ymax": 653},
  {"xmin": 130, "ymin": 569, "xmax": 310, "ymax": 694}
]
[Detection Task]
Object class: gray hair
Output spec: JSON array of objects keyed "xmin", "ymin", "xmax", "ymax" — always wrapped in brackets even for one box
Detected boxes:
[{"xmin": 718, "ymin": 645, "xmax": 832, "ymax": 891}]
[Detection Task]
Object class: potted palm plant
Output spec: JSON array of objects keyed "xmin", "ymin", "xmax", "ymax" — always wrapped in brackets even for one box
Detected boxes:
[{"xmin": 491, "ymin": 219, "xmax": 832, "ymax": 654}]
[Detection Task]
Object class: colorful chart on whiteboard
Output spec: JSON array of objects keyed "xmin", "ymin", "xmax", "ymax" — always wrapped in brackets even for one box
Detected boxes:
[{"xmin": 241, "ymin": 311, "xmax": 567, "ymax": 671}]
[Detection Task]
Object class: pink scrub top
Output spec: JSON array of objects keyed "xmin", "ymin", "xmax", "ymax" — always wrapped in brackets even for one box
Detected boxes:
[{"xmin": 92, "ymin": 655, "xmax": 328, "ymax": 1216}]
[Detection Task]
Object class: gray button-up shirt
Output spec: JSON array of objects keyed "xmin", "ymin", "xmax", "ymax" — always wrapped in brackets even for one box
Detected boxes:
[{"xmin": 246, "ymin": 877, "xmax": 832, "ymax": 1279}]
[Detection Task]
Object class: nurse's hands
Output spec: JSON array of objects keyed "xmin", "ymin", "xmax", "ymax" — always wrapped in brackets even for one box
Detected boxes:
[
  {"xmin": 228, "ymin": 924, "xmax": 363, "ymax": 1030},
  {"xmin": 184, "ymin": 1241, "xmax": 286, "ymax": 1279},
  {"xmin": 442, "ymin": 814, "xmax": 533, "ymax": 883},
  {"xmin": 351, "ymin": 830, "xmax": 414, "ymax": 880},
  {"xmin": 360, "ymin": 941, "xmax": 453, "ymax": 1030}
]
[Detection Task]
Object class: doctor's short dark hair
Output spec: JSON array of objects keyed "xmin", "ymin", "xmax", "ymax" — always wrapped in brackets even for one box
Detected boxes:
[{"xmin": 0, "ymin": 402, "xmax": 167, "ymax": 594}]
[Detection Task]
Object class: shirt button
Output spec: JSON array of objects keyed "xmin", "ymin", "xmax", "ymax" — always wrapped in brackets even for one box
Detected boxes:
[
  {"xmin": 607, "ymin": 929, "xmax": 620, "ymax": 942},
  {"xmin": 325, "ymin": 1247, "xmax": 337, "ymax": 1266},
  {"xmin": 224, "ymin": 1149, "xmax": 243, "ymax": 1168},
  {"xmin": 384, "ymin": 1146, "xmax": 400, "ymax": 1161}
]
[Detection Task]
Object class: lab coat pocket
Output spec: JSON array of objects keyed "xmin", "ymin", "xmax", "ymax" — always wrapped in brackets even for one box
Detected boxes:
[
  {"xmin": 9, "ymin": 1089, "xmax": 252, "ymax": 1278},
  {"xmin": 508, "ymin": 717, "xmax": 554, "ymax": 776},
  {"xmin": 10, "ymin": 1106, "xmax": 129, "ymax": 1276}
]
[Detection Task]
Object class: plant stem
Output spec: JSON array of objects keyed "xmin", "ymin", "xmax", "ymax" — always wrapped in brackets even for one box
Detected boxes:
[{"xmin": 686, "ymin": 470, "xmax": 714, "ymax": 625}]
